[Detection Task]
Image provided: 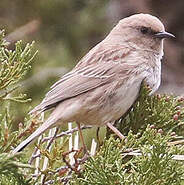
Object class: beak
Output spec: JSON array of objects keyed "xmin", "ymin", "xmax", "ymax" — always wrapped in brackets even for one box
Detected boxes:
[{"xmin": 155, "ymin": 31, "xmax": 175, "ymax": 39}]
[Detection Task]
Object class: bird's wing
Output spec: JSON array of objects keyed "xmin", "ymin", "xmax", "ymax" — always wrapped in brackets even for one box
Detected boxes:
[
  {"xmin": 50, "ymin": 45, "xmax": 130, "ymax": 88},
  {"xmin": 30, "ymin": 47, "xmax": 131, "ymax": 114}
]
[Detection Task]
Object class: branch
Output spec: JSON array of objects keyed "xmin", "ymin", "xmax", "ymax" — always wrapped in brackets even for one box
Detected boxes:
[
  {"xmin": 5, "ymin": 20, "xmax": 40, "ymax": 44},
  {"xmin": 29, "ymin": 125, "xmax": 92, "ymax": 164},
  {"xmin": 122, "ymin": 150, "xmax": 184, "ymax": 161}
]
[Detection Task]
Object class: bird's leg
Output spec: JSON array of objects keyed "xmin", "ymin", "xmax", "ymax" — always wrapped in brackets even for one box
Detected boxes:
[
  {"xmin": 96, "ymin": 127, "xmax": 101, "ymax": 145},
  {"xmin": 76, "ymin": 122, "xmax": 88, "ymax": 154},
  {"xmin": 106, "ymin": 122, "xmax": 125, "ymax": 140}
]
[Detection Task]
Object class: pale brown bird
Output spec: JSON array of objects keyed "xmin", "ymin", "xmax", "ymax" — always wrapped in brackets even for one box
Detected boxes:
[{"xmin": 12, "ymin": 13, "xmax": 175, "ymax": 154}]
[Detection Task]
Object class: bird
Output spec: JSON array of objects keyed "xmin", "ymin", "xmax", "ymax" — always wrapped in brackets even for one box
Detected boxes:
[{"xmin": 12, "ymin": 13, "xmax": 175, "ymax": 154}]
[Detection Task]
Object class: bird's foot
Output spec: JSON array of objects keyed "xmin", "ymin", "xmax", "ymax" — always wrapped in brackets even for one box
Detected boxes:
[{"xmin": 106, "ymin": 122, "xmax": 126, "ymax": 140}]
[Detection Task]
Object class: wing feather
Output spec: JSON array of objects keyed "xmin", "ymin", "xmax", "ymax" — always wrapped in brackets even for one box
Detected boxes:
[
  {"xmin": 30, "ymin": 46, "xmax": 131, "ymax": 114},
  {"xmin": 30, "ymin": 62, "xmax": 116, "ymax": 114}
]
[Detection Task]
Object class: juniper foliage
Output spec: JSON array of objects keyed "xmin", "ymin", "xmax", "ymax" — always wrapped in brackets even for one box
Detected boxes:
[
  {"xmin": 73, "ymin": 127, "xmax": 184, "ymax": 185},
  {"xmin": 0, "ymin": 30, "xmax": 36, "ymax": 185}
]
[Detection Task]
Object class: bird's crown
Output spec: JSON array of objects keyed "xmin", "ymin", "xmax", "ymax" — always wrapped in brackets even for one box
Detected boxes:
[{"xmin": 118, "ymin": 13, "xmax": 165, "ymax": 33}]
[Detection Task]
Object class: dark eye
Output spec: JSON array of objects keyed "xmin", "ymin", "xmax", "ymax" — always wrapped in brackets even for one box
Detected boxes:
[{"xmin": 140, "ymin": 27, "xmax": 149, "ymax": 34}]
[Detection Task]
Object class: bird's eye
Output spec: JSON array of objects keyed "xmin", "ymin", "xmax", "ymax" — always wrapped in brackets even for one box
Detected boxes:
[{"xmin": 140, "ymin": 27, "xmax": 149, "ymax": 34}]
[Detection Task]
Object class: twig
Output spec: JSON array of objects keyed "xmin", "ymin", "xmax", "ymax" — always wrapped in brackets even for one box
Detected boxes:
[
  {"xmin": 41, "ymin": 127, "xmax": 58, "ymax": 184},
  {"xmin": 41, "ymin": 125, "xmax": 92, "ymax": 143},
  {"xmin": 29, "ymin": 147, "xmax": 40, "ymax": 165},
  {"xmin": 32, "ymin": 113, "xmax": 45, "ymax": 183},
  {"xmin": 5, "ymin": 20, "xmax": 40, "ymax": 43},
  {"xmin": 45, "ymin": 127, "xmax": 59, "ymax": 150},
  {"xmin": 32, "ymin": 135, "xmax": 42, "ymax": 179},
  {"xmin": 68, "ymin": 123, "xmax": 74, "ymax": 166},
  {"xmin": 90, "ymin": 139, "xmax": 97, "ymax": 156},
  {"xmin": 62, "ymin": 149, "xmax": 80, "ymax": 173},
  {"xmin": 29, "ymin": 125, "xmax": 92, "ymax": 164},
  {"xmin": 29, "ymin": 123, "xmax": 92, "ymax": 184},
  {"xmin": 122, "ymin": 150, "xmax": 184, "ymax": 161}
]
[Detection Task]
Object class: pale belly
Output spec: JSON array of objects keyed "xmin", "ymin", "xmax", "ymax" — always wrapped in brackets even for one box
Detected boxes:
[{"xmin": 72, "ymin": 79, "xmax": 142, "ymax": 126}]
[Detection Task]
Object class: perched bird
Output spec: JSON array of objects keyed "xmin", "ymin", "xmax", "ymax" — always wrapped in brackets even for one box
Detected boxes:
[{"xmin": 12, "ymin": 13, "xmax": 175, "ymax": 154}]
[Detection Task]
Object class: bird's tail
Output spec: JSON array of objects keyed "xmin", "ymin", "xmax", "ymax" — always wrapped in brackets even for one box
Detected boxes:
[{"xmin": 12, "ymin": 116, "xmax": 57, "ymax": 155}]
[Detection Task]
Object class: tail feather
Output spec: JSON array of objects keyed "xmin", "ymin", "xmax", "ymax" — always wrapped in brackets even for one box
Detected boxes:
[{"xmin": 12, "ymin": 117, "xmax": 57, "ymax": 154}]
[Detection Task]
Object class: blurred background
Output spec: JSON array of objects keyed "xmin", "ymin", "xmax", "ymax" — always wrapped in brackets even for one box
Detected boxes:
[{"xmin": 0, "ymin": 0, "xmax": 184, "ymax": 143}]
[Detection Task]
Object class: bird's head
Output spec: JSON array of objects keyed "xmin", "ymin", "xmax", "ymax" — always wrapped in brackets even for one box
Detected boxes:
[{"xmin": 108, "ymin": 14, "xmax": 175, "ymax": 54}]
